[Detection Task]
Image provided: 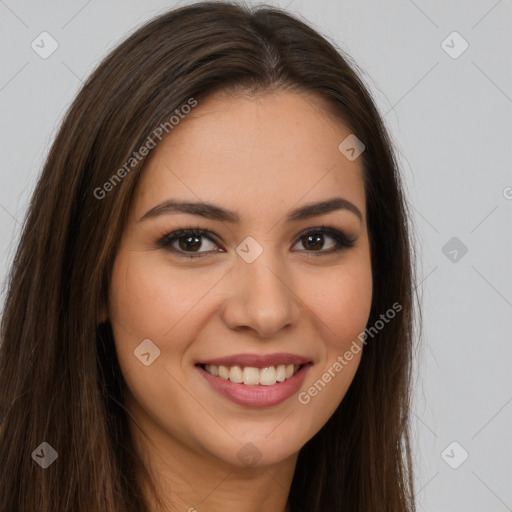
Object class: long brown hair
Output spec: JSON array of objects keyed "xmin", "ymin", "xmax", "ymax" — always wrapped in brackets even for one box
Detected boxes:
[{"xmin": 0, "ymin": 2, "xmax": 417, "ymax": 510}]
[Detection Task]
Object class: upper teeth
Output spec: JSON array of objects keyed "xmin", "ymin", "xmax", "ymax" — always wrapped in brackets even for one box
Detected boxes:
[{"xmin": 204, "ymin": 364, "xmax": 300, "ymax": 386}]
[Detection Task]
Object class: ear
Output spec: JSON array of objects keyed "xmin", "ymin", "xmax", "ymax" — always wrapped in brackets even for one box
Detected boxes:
[{"xmin": 98, "ymin": 301, "xmax": 108, "ymax": 324}]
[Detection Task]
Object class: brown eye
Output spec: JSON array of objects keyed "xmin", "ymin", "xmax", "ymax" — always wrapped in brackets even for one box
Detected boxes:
[
  {"xmin": 301, "ymin": 233, "xmax": 328, "ymax": 251},
  {"xmin": 177, "ymin": 235, "xmax": 202, "ymax": 252},
  {"xmin": 157, "ymin": 229, "xmax": 222, "ymax": 258},
  {"xmin": 292, "ymin": 227, "xmax": 355, "ymax": 255}
]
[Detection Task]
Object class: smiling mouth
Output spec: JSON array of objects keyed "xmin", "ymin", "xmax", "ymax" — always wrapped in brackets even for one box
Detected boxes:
[{"xmin": 199, "ymin": 363, "xmax": 304, "ymax": 386}]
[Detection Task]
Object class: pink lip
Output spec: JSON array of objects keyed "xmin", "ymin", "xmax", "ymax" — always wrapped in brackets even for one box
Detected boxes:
[
  {"xmin": 196, "ymin": 363, "xmax": 312, "ymax": 408},
  {"xmin": 196, "ymin": 352, "xmax": 312, "ymax": 368}
]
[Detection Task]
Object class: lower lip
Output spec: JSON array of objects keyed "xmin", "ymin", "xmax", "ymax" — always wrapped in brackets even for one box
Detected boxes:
[{"xmin": 196, "ymin": 364, "xmax": 312, "ymax": 408}]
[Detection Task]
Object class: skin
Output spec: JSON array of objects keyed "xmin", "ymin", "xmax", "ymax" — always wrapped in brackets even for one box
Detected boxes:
[{"xmin": 106, "ymin": 90, "xmax": 373, "ymax": 512}]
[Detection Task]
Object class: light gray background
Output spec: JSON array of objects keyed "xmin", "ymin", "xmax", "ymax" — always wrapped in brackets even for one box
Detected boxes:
[{"xmin": 1, "ymin": 1, "xmax": 511, "ymax": 510}]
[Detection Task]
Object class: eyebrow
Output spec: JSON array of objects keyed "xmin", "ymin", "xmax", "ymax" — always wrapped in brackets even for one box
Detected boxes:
[{"xmin": 139, "ymin": 197, "xmax": 363, "ymax": 223}]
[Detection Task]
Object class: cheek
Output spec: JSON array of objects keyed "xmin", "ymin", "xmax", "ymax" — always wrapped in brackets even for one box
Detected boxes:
[
  {"xmin": 107, "ymin": 252, "xmax": 207, "ymax": 432},
  {"xmin": 307, "ymin": 258, "xmax": 373, "ymax": 350},
  {"xmin": 108, "ymin": 250, "xmax": 212, "ymax": 339},
  {"xmin": 107, "ymin": 250, "xmax": 228, "ymax": 408},
  {"xmin": 292, "ymin": 257, "xmax": 372, "ymax": 432}
]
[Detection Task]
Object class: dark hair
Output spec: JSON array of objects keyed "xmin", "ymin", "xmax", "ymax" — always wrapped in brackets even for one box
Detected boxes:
[{"xmin": 0, "ymin": 2, "xmax": 417, "ymax": 511}]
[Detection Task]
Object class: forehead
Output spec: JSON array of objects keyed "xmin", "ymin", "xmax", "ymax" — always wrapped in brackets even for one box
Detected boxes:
[{"xmin": 134, "ymin": 90, "xmax": 366, "ymax": 221}]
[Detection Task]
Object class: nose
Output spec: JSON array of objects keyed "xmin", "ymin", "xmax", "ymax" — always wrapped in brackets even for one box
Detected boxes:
[{"xmin": 220, "ymin": 250, "xmax": 302, "ymax": 339}]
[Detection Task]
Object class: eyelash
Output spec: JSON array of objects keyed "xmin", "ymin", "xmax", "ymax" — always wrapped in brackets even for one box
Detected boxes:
[{"xmin": 156, "ymin": 225, "xmax": 355, "ymax": 259}]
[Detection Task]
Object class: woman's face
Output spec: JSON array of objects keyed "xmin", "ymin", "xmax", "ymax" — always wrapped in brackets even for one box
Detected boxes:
[{"xmin": 108, "ymin": 90, "xmax": 372, "ymax": 469}]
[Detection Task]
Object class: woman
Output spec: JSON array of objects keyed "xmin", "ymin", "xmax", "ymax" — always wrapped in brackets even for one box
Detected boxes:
[{"xmin": 0, "ymin": 2, "xmax": 417, "ymax": 511}]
